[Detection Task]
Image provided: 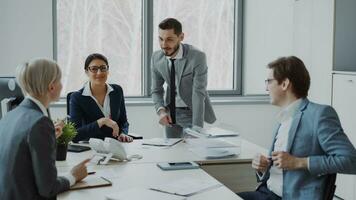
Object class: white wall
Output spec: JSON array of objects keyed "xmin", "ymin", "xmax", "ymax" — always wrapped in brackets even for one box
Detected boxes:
[
  {"xmin": 0, "ymin": 0, "xmax": 53, "ymax": 76},
  {"xmin": 0, "ymin": 0, "xmax": 336, "ymax": 149}
]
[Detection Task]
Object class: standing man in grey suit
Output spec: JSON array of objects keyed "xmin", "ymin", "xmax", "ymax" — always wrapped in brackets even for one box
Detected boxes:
[
  {"xmin": 151, "ymin": 18, "xmax": 216, "ymax": 138},
  {"xmin": 238, "ymin": 56, "xmax": 356, "ymax": 200},
  {"xmin": 0, "ymin": 59, "xmax": 90, "ymax": 200}
]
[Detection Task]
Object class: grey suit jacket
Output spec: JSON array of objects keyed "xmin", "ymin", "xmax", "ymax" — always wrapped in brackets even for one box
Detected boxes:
[
  {"xmin": 258, "ymin": 98, "xmax": 356, "ymax": 199},
  {"xmin": 0, "ymin": 98, "xmax": 70, "ymax": 200},
  {"xmin": 151, "ymin": 43, "xmax": 216, "ymax": 127}
]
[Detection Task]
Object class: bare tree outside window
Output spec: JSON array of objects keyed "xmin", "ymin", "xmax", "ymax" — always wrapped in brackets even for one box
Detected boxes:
[
  {"xmin": 57, "ymin": 0, "xmax": 236, "ymax": 96},
  {"xmin": 153, "ymin": 0, "xmax": 235, "ymax": 90},
  {"xmin": 57, "ymin": 0, "xmax": 142, "ymax": 96}
]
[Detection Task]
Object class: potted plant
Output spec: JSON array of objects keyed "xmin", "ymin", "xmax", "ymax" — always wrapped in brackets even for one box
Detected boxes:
[{"xmin": 56, "ymin": 121, "xmax": 77, "ymax": 161}]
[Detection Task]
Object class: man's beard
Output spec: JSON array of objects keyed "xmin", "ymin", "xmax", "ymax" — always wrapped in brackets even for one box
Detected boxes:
[{"xmin": 163, "ymin": 43, "xmax": 180, "ymax": 57}]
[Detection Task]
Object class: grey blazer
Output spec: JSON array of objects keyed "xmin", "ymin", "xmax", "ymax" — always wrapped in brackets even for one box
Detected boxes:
[
  {"xmin": 259, "ymin": 98, "xmax": 356, "ymax": 199},
  {"xmin": 151, "ymin": 43, "xmax": 216, "ymax": 127},
  {"xmin": 0, "ymin": 99, "xmax": 70, "ymax": 200}
]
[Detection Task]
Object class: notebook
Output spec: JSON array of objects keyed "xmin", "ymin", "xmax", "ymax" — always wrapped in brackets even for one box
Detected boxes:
[{"xmin": 70, "ymin": 175, "xmax": 112, "ymax": 190}]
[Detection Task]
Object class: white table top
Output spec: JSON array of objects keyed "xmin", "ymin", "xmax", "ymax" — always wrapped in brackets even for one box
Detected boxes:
[
  {"xmin": 57, "ymin": 163, "xmax": 242, "ymax": 200},
  {"xmin": 56, "ymin": 137, "xmax": 266, "ymax": 200}
]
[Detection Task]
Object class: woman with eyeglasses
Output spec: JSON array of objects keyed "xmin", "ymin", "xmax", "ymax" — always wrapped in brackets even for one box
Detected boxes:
[{"xmin": 69, "ymin": 53, "xmax": 133, "ymax": 143}]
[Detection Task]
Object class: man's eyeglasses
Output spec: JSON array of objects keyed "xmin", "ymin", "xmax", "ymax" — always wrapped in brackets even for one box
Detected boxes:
[
  {"xmin": 88, "ymin": 65, "xmax": 109, "ymax": 73},
  {"xmin": 265, "ymin": 78, "xmax": 275, "ymax": 85}
]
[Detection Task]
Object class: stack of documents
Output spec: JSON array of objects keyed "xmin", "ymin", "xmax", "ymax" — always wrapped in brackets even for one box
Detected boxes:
[
  {"xmin": 142, "ymin": 138, "xmax": 182, "ymax": 147},
  {"xmin": 150, "ymin": 177, "xmax": 222, "ymax": 197},
  {"xmin": 184, "ymin": 126, "xmax": 239, "ymax": 138},
  {"xmin": 106, "ymin": 188, "xmax": 185, "ymax": 200},
  {"xmin": 186, "ymin": 138, "xmax": 240, "ymax": 159},
  {"xmin": 189, "ymin": 147, "xmax": 239, "ymax": 159}
]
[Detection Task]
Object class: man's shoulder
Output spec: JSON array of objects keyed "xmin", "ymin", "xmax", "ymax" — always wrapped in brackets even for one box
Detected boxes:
[
  {"xmin": 304, "ymin": 100, "xmax": 336, "ymax": 117},
  {"xmin": 183, "ymin": 44, "xmax": 205, "ymax": 58}
]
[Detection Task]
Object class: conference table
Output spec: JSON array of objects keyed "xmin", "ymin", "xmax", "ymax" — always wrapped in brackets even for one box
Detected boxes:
[{"xmin": 56, "ymin": 137, "xmax": 267, "ymax": 200}]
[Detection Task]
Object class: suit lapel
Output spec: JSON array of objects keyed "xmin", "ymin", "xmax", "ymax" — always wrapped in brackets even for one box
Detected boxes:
[
  {"xmin": 286, "ymin": 112, "xmax": 302, "ymax": 152},
  {"xmin": 157, "ymin": 58, "xmax": 170, "ymax": 84},
  {"xmin": 109, "ymin": 91, "xmax": 118, "ymax": 120},
  {"xmin": 286, "ymin": 98, "xmax": 309, "ymax": 152},
  {"xmin": 176, "ymin": 58, "xmax": 187, "ymax": 87},
  {"xmin": 84, "ymin": 96, "xmax": 105, "ymax": 119}
]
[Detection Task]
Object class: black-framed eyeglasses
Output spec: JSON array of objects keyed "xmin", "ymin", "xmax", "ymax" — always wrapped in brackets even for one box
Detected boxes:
[
  {"xmin": 265, "ymin": 78, "xmax": 275, "ymax": 85},
  {"xmin": 88, "ymin": 65, "xmax": 109, "ymax": 73}
]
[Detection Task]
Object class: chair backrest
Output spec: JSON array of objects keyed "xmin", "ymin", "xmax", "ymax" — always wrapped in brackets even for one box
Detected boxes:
[
  {"xmin": 66, "ymin": 92, "xmax": 74, "ymax": 116},
  {"xmin": 324, "ymin": 174, "xmax": 337, "ymax": 200}
]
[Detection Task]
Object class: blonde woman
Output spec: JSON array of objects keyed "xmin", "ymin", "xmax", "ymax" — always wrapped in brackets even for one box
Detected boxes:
[{"xmin": 0, "ymin": 58, "xmax": 89, "ymax": 199}]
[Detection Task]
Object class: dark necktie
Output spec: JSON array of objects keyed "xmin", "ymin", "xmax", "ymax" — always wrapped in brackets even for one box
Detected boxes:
[{"xmin": 169, "ymin": 59, "xmax": 176, "ymax": 124}]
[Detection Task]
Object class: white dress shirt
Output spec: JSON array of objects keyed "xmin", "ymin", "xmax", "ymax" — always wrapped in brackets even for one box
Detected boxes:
[
  {"xmin": 27, "ymin": 96, "xmax": 76, "ymax": 186},
  {"xmin": 267, "ymin": 99, "xmax": 302, "ymax": 197},
  {"xmin": 82, "ymin": 82, "xmax": 114, "ymax": 118}
]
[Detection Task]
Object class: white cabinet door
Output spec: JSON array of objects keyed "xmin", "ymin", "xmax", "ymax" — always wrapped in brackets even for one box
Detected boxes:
[{"xmin": 332, "ymin": 74, "xmax": 356, "ymax": 200}]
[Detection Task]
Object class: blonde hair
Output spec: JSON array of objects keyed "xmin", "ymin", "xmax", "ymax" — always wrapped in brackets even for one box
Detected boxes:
[{"xmin": 16, "ymin": 58, "xmax": 61, "ymax": 97}]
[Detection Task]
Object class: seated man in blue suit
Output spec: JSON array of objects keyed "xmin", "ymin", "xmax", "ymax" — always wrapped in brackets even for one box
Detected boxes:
[{"xmin": 238, "ymin": 56, "xmax": 356, "ymax": 200}]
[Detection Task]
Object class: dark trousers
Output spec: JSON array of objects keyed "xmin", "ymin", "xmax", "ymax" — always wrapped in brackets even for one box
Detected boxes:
[{"xmin": 237, "ymin": 183, "xmax": 281, "ymax": 200}]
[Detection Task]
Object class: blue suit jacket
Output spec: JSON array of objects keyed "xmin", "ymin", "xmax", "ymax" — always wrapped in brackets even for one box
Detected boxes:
[
  {"xmin": 259, "ymin": 98, "xmax": 356, "ymax": 199},
  {"xmin": 69, "ymin": 84, "xmax": 129, "ymax": 143}
]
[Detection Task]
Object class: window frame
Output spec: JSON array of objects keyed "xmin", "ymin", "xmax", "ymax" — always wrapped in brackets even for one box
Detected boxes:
[{"xmin": 53, "ymin": 0, "xmax": 243, "ymax": 98}]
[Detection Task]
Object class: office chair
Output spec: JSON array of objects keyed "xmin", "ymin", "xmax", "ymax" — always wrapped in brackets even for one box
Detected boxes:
[
  {"xmin": 66, "ymin": 92, "xmax": 142, "ymax": 140},
  {"xmin": 323, "ymin": 173, "xmax": 337, "ymax": 200}
]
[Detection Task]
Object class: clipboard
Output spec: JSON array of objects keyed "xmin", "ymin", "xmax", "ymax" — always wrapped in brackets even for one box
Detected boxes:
[{"xmin": 70, "ymin": 175, "xmax": 112, "ymax": 190}]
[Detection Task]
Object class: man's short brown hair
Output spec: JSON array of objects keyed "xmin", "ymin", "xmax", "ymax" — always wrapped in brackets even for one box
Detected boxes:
[
  {"xmin": 268, "ymin": 56, "xmax": 310, "ymax": 98},
  {"xmin": 159, "ymin": 18, "xmax": 182, "ymax": 35}
]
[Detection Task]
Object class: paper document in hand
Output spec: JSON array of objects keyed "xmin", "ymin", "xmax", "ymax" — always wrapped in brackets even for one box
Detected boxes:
[
  {"xmin": 142, "ymin": 138, "xmax": 182, "ymax": 147},
  {"xmin": 70, "ymin": 175, "xmax": 112, "ymax": 190},
  {"xmin": 106, "ymin": 188, "xmax": 185, "ymax": 200},
  {"xmin": 150, "ymin": 177, "xmax": 222, "ymax": 197},
  {"xmin": 189, "ymin": 147, "xmax": 240, "ymax": 159}
]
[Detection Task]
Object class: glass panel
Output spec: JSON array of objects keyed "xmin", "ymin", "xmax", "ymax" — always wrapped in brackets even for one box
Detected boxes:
[
  {"xmin": 153, "ymin": 0, "xmax": 235, "ymax": 90},
  {"xmin": 57, "ymin": 0, "xmax": 142, "ymax": 96}
]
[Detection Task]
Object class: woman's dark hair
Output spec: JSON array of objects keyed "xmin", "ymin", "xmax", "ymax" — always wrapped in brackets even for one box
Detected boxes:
[
  {"xmin": 267, "ymin": 56, "xmax": 310, "ymax": 98},
  {"xmin": 84, "ymin": 53, "xmax": 109, "ymax": 70}
]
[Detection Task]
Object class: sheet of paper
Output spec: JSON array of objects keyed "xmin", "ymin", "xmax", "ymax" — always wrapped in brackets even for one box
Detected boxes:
[
  {"xmin": 186, "ymin": 138, "xmax": 237, "ymax": 148},
  {"xmin": 142, "ymin": 138, "xmax": 182, "ymax": 147},
  {"xmin": 106, "ymin": 188, "xmax": 186, "ymax": 200},
  {"xmin": 201, "ymin": 127, "xmax": 239, "ymax": 137},
  {"xmin": 150, "ymin": 177, "xmax": 222, "ymax": 197}
]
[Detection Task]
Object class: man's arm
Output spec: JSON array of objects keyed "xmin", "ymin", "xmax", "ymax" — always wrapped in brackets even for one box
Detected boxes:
[
  {"xmin": 191, "ymin": 52, "xmax": 208, "ymax": 127},
  {"xmin": 150, "ymin": 55, "xmax": 166, "ymax": 112},
  {"xmin": 309, "ymin": 106, "xmax": 356, "ymax": 176}
]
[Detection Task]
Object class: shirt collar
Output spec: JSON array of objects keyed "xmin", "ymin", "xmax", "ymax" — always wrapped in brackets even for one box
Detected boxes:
[
  {"xmin": 27, "ymin": 96, "xmax": 48, "ymax": 117},
  {"xmin": 82, "ymin": 82, "xmax": 114, "ymax": 97},
  {"xmin": 166, "ymin": 43, "xmax": 183, "ymax": 60},
  {"xmin": 276, "ymin": 98, "xmax": 302, "ymax": 123}
]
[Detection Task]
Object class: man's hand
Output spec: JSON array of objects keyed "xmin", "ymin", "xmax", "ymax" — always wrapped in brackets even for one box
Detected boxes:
[
  {"xmin": 54, "ymin": 120, "xmax": 65, "ymax": 139},
  {"xmin": 252, "ymin": 153, "xmax": 271, "ymax": 173},
  {"xmin": 271, "ymin": 151, "xmax": 308, "ymax": 170},
  {"xmin": 71, "ymin": 158, "xmax": 90, "ymax": 182},
  {"xmin": 118, "ymin": 133, "xmax": 133, "ymax": 143},
  {"xmin": 97, "ymin": 118, "xmax": 120, "ymax": 137},
  {"xmin": 158, "ymin": 109, "xmax": 172, "ymax": 126}
]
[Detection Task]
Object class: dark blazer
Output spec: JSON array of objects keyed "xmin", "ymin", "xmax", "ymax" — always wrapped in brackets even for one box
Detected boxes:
[
  {"xmin": 0, "ymin": 98, "xmax": 70, "ymax": 200},
  {"xmin": 258, "ymin": 98, "xmax": 356, "ymax": 199},
  {"xmin": 70, "ymin": 84, "xmax": 129, "ymax": 143}
]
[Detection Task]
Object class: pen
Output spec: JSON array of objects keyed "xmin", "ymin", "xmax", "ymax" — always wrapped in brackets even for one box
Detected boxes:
[{"xmin": 88, "ymin": 171, "xmax": 96, "ymax": 175}]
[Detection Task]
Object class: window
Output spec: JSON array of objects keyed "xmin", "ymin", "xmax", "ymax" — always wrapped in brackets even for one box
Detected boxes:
[{"xmin": 55, "ymin": 0, "xmax": 242, "ymax": 97}]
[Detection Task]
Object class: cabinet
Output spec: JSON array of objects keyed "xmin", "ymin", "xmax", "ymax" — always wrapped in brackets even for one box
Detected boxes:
[{"xmin": 332, "ymin": 73, "xmax": 356, "ymax": 200}]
